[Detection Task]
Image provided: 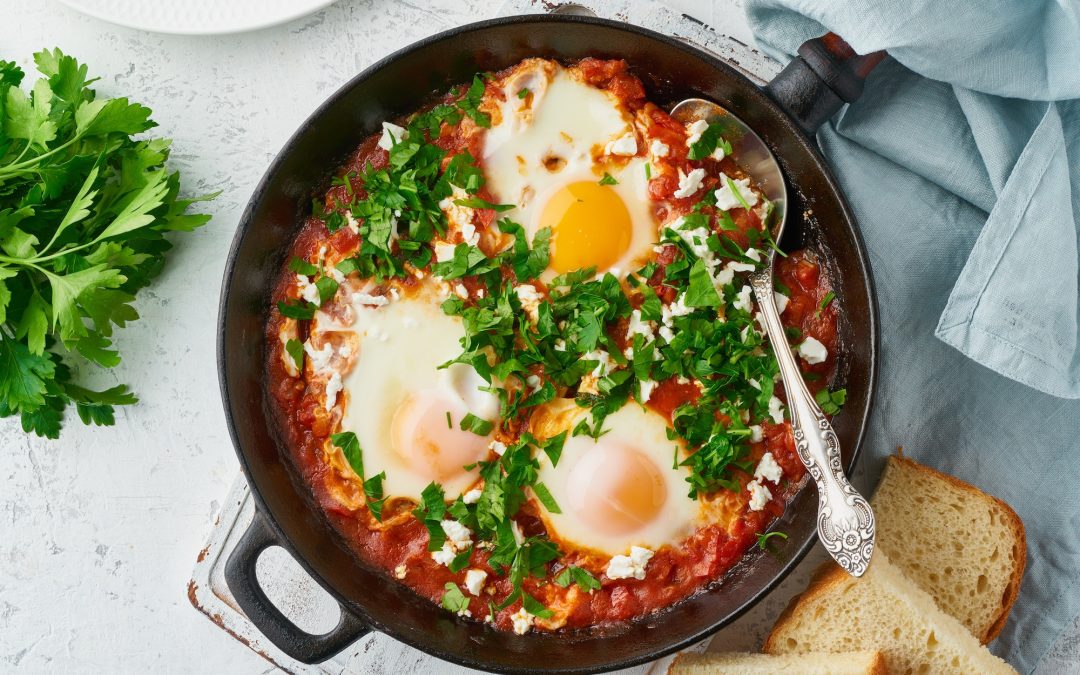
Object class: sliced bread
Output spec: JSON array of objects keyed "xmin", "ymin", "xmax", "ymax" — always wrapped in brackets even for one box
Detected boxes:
[
  {"xmin": 670, "ymin": 650, "xmax": 888, "ymax": 674},
  {"xmin": 763, "ymin": 552, "xmax": 1016, "ymax": 674},
  {"xmin": 871, "ymin": 454, "xmax": 1026, "ymax": 643}
]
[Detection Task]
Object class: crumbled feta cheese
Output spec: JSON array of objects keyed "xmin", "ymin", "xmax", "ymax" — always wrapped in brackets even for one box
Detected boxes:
[
  {"xmin": 514, "ymin": 284, "xmax": 542, "ymax": 322},
  {"xmin": 324, "ymin": 371, "xmax": 342, "ymax": 411},
  {"xmin": 733, "ymin": 285, "xmax": 754, "ymax": 313},
  {"xmin": 304, "ymin": 342, "xmax": 334, "ymax": 372},
  {"xmin": 747, "ymin": 479, "xmax": 772, "ymax": 511},
  {"xmin": 713, "ymin": 173, "xmax": 759, "ymax": 211},
  {"xmin": 711, "ymin": 144, "xmax": 726, "ymax": 161},
  {"xmin": 748, "ymin": 377, "xmax": 761, "ymax": 390},
  {"xmin": 675, "ymin": 221, "xmax": 712, "ymax": 260},
  {"xmin": 525, "ymin": 374, "xmax": 542, "ymax": 392},
  {"xmin": 394, "ymin": 564, "xmax": 407, "ymax": 579},
  {"xmin": 583, "ymin": 350, "xmax": 614, "ymax": 377},
  {"xmin": 431, "ymin": 542, "xmax": 456, "ymax": 567},
  {"xmin": 464, "ymin": 569, "xmax": 488, "ymax": 596},
  {"xmin": 511, "ymin": 607, "xmax": 534, "ymax": 635},
  {"xmin": 441, "ymin": 519, "xmax": 473, "ymax": 549},
  {"xmin": 685, "ymin": 119, "xmax": 710, "ymax": 146},
  {"xmin": 773, "ymin": 291, "xmax": 790, "ymax": 315},
  {"xmin": 378, "ymin": 121, "xmax": 408, "ymax": 151},
  {"xmin": 344, "ymin": 210, "xmax": 360, "ymax": 234},
  {"xmin": 605, "ymin": 546, "xmax": 654, "ymax": 580},
  {"xmin": 434, "ymin": 242, "xmax": 457, "ymax": 262},
  {"xmin": 768, "ymin": 396, "xmax": 785, "ymax": 424},
  {"xmin": 490, "ymin": 440, "xmax": 507, "ymax": 456},
  {"xmin": 462, "ymin": 488, "xmax": 483, "ymax": 505},
  {"xmin": 798, "ymin": 336, "xmax": 828, "ymax": 365},
  {"xmin": 605, "ymin": 132, "xmax": 638, "ymax": 156},
  {"xmin": 352, "ymin": 292, "xmax": 389, "ymax": 307},
  {"xmin": 745, "ymin": 247, "xmax": 762, "ymax": 262},
  {"xmin": 713, "ymin": 264, "xmax": 735, "ymax": 288},
  {"xmin": 461, "ymin": 222, "xmax": 480, "ymax": 248},
  {"xmin": 727, "ymin": 261, "xmax": 756, "ymax": 274},
  {"xmin": 673, "ymin": 168, "xmax": 706, "ymax": 199},
  {"xmin": 649, "ymin": 139, "xmax": 670, "ymax": 157},
  {"xmin": 296, "ymin": 275, "xmax": 321, "ymax": 305},
  {"xmin": 662, "ymin": 294, "xmax": 694, "ymax": 326},
  {"xmin": 626, "ymin": 309, "xmax": 656, "ymax": 341},
  {"xmin": 553, "ymin": 339, "xmax": 567, "ymax": 352},
  {"xmin": 457, "ymin": 607, "xmax": 472, "ymax": 618},
  {"xmin": 454, "ymin": 283, "xmax": 469, "ymax": 299},
  {"xmin": 749, "ymin": 425, "xmax": 764, "ymax": 443},
  {"xmin": 754, "ymin": 452, "xmax": 783, "ymax": 484},
  {"xmin": 658, "ymin": 325, "xmax": 676, "ymax": 343},
  {"xmin": 639, "ymin": 379, "xmax": 657, "ymax": 402}
]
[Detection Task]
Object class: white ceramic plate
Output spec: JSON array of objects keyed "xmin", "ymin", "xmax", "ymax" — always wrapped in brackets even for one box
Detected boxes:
[{"xmin": 57, "ymin": 0, "xmax": 338, "ymax": 35}]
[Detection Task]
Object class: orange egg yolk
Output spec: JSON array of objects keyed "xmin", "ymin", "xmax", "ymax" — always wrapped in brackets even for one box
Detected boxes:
[
  {"xmin": 564, "ymin": 442, "xmax": 667, "ymax": 535},
  {"xmin": 391, "ymin": 391, "xmax": 488, "ymax": 481},
  {"xmin": 543, "ymin": 180, "xmax": 631, "ymax": 274}
]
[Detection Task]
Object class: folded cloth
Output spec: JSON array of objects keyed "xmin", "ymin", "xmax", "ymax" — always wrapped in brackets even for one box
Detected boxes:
[{"xmin": 745, "ymin": 1, "xmax": 1080, "ymax": 671}]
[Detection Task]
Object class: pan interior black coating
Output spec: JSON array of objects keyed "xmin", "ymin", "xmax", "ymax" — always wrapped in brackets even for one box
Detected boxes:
[{"xmin": 217, "ymin": 14, "xmax": 876, "ymax": 674}]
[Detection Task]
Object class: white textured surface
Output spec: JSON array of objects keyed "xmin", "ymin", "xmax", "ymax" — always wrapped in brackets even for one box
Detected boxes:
[
  {"xmin": 55, "ymin": 0, "xmax": 337, "ymax": 35},
  {"xmin": 0, "ymin": 0, "xmax": 749, "ymax": 672}
]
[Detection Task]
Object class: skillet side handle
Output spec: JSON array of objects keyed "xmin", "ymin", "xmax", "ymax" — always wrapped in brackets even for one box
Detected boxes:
[
  {"xmin": 224, "ymin": 510, "xmax": 370, "ymax": 664},
  {"xmin": 765, "ymin": 33, "xmax": 886, "ymax": 136}
]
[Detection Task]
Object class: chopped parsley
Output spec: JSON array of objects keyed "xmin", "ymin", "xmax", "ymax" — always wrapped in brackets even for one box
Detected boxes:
[
  {"xmin": 817, "ymin": 290, "xmax": 836, "ymax": 317},
  {"xmin": 554, "ymin": 565, "xmax": 601, "ymax": 591},
  {"xmin": 599, "ymin": 172, "xmax": 618, "ymax": 186},
  {"xmin": 517, "ymin": 87, "xmax": 529, "ymax": 99},
  {"xmin": 284, "ymin": 339, "xmax": 304, "ymax": 370},
  {"xmin": 815, "ymin": 387, "xmax": 847, "ymax": 415},
  {"xmin": 755, "ymin": 530, "xmax": 788, "ymax": 550},
  {"xmin": 441, "ymin": 582, "xmax": 470, "ymax": 613},
  {"xmin": 687, "ymin": 121, "xmax": 733, "ymax": 160}
]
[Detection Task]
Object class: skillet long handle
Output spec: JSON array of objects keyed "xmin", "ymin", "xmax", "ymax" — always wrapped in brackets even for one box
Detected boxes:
[
  {"xmin": 224, "ymin": 510, "xmax": 370, "ymax": 663},
  {"xmin": 765, "ymin": 33, "xmax": 886, "ymax": 136}
]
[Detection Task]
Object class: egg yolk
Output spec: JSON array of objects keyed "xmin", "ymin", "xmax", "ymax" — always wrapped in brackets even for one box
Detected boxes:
[
  {"xmin": 391, "ymin": 391, "xmax": 488, "ymax": 482},
  {"xmin": 543, "ymin": 180, "xmax": 631, "ymax": 274},
  {"xmin": 564, "ymin": 442, "xmax": 667, "ymax": 535}
]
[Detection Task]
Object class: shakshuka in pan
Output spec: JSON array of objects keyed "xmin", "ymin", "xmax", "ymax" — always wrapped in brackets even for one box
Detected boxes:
[{"xmin": 265, "ymin": 58, "xmax": 843, "ymax": 634}]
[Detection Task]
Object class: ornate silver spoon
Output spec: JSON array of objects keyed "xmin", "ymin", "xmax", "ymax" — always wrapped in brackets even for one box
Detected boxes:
[{"xmin": 671, "ymin": 98, "xmax": 875, "ymax": 577}]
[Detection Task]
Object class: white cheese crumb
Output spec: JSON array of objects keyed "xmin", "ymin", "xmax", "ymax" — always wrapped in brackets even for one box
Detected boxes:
[
  {"xmin": 662, "ymin": 294, "xmax": 693, "ymax": 326},
  {"xmin": 685, "ymin": 119, "xmax": 709, "ymax": 146},
  {"xmin": 711, "ymin": 144, "xmax": 726, "ymax": 161},
  {"xmin": 583, "ymin": 350, "xmax": 614, "ymax": 377},
  {"xmin": 328, "ymin": 266, "xmax": 346, "ymax": 284},
  {"xmin": 460, "ymin": 221, "xmax": 479, "ymax": 246},
  {"xmin": 649, "ymin": 139, "xmax": 670, "ymax": 157},
  {"xmin": 553, "ymin": 339, "xmax": 567, "ymax": 352},
  {"xmin": 754, "ymin": 451, "xmax": 783, "ymax": 483},
  {"xmin": 605, "ymin": 546, "xmax": 654, "ymax": 580},
  {"xmin": 658, "ymin": 325, "xmax": 675, "ymax": 343},
  {"xmin": 768, "ymin": 395, "xmax": 786, "ymax": 424},
  {"xmin": 464, "ymin": 569, "xmax": 488, "ymax": 596},
  {"xmin": 748, "ymin": 377, "xmax": 761, "ymax": 391},
  {"xmin": 296, "ymin": 275, "xmax": 321, "ymax": 305},
  {"xmin": 394, "ymin": 564, "xmax": 407, "ymax": 579},
  {"xmin": 490, "ymin": 440, "xmax": 507, "ymax": 456},
  {"xmin": 733, "ymin": 285, "xmax": 754, "ymax": 313},
  {"xmin": 431, "ymin": 542, "xmax": 456, "ymax": 566},
  {"xmin": 749, "ymin": 425, "xmax": 764, "ymax": 443},
  {"xmin": 324, "ymin": 371, "xmax": 342, "ymax": 411},
  {"xmin": 511, "ymin": 607, "xmax": 534, "ymax": 635},
  {"xmin": 714, "ymin": 173, "xmax": 759, "ymax": 211},
  {"xmin": 639, "ymin": 379, "xmax": 657, "ymax": 402},
  {"xmin": 434, "ymin": 242, "xmax": 457, "ymax": 262},
  {"xmin": 745, "ymin": 247, "xmax": 762, "ymax": 262},
  {"xmin": 514, "ymin": 284, "xmax": 542, "ymax": 322},
  {"xmin": 626, "ymin": 309, "xmax": 656, "ymax": 341},
  {"xmin": 304, "ymin": 342, "xmax": 334, "ymax": 372},
  {"xmin": 747, "ymin": 479, "xmax": 772, "ymax": 511},
  {"xmin": 773, "ymin": 291, "xmax": 790, "ymax": 315},
  {"xmin": 457, "ymin": 607, "xmax": 472, "ymax": 618},
  {"xmin": 441, "ymin": 519, "xmax": 473, "ymax": 549},
  {"xmin": 352, "ymin": 292, "xmax": 389, "ymax": 307},
  {"xmin": 676, "ymin": 223, "xmax": 712, "ymax": 260},
  {"xmin": 727, "ymin": 261, "xmax": 757, "ymax": 275},
  {"xmin": 525, "ymin": 374, "xmax": 542, "ymax": 392},
  {"xmin": 605, "ymin": 132, "xmax": 638, "ymax": 156},
  {"xmin": 798, "ymin": 336, "xmax": 829, "ymax": 365},
  {"xmin": 462, "ymin": 488, "xmax": 483, "ymax": 505},
  {"xmin": 673, "ymin": 168, "xmax": 706, "ymax": 199},
  {"xmin": 454, "ymin": 283, "xmax": 469, "ymax": 299},
  {"xmin": 378, "ymin": 121, "xmax": 407, "ymax": 151},
  {"xmin": 344, "ymin": 211, "xmax": 359, "ymax": 234}
]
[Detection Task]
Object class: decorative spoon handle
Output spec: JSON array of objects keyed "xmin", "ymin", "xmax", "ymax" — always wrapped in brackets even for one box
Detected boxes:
[{"xmin": 750, "ymin": 270, "xmax": 876, "ymax": 576}]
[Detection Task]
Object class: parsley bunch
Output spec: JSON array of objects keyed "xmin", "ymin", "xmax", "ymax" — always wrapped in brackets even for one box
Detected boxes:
[{"xmin": 0, "ymin": 50, "xmax": 213, "ymax": 438}]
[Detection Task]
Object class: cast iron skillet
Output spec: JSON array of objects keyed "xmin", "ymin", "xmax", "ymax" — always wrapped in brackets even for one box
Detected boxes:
[{"xmin": 217, "ymin": 14, "xmax": 880, "ymax": 673}]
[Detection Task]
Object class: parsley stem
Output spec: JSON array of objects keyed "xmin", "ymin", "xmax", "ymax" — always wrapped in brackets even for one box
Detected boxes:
[{"xmin": 0, "ymin": 134, "xmax": 84, "ymax": 182}]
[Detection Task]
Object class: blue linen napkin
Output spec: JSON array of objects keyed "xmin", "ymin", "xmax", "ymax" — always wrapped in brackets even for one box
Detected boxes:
[{"xmin": 744, "ymin": 1, "xmax": 1080, "ymax": 671}]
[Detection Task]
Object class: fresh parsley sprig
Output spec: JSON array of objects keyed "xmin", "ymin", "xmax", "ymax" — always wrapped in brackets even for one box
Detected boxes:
[{"xmin": 0, "ymin": 49, "xmax": 214, "ymax": 438}]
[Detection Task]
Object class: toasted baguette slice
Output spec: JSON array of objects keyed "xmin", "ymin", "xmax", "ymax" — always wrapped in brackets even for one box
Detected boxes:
[
  {"xmin": 764, "ymin": 552, "xmax": 1016, "ymax": 674},
  {"xmin": 872, "ymin": 454, "xmax": 1025, "ymax": 643},
  {"xmin": 671, "ymin": 650, "xmax": 888, "ymax": 674}
]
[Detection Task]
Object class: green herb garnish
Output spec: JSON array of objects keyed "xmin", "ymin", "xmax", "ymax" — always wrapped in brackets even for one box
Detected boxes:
[
  {"xmin": 441, "ymin": 582, "xmax": 470, "ymax": 613},
  {"xmin": 815, "ymin": 387, "xmax": 847, "ymax": 415},
  {"xmin": 599, "ymin": 172, "xmax": 618, "ymax": 186}
]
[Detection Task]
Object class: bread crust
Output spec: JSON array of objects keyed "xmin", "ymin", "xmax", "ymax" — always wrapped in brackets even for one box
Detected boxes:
[{"xmin": 881, "ymin": 455, "xmax": 1026, "ymax": 643}]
